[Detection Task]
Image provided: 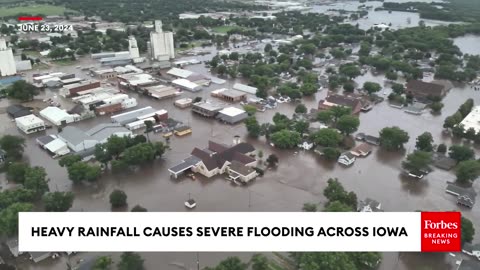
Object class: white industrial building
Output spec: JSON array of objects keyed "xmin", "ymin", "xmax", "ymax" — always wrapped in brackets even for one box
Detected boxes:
[
  {"xmin": 0, "ymin": 38, "xmax": 16, "ymax": 76},
  {"xmin": 150, "ymin": 20, "xmax": 175, "ymax": 61},
  {"xmin": 58, "ymin": 123, "xmax": 132, "ymax": 152},
  {"xmin": 44, "ymin": 138, "xmax": 70, "ymax": 157},
  {"xmin": 460, "ymin": 106, "xmax": 480, "ymax": 133},
  {"xmin": 15, "ymin": 114, "xmax": 46, "ymax": 134},
  {"xmin": 172, "ymin": 79, "xmax": 201, "ymax": 92},
  {"xmin": 233, "ymin": 83, "xmax": 258, "ymax": 95},
  {"xmin": 128, "ymin": 35, "xmax": 140, "ymax": 59},
  {"xmin": 217, "ymin": 107, "xmax": 248, "ymax": 124},
  {"xmin": 167, "ymin": 68, "xmax": 193, "ymax": 79},
  {"xmin": 40, "ymin": 106, "xmax": 78, "ymax": 126}
]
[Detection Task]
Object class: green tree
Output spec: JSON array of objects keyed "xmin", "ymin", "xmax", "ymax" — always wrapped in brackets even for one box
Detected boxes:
[
  {"xmin": 323, "ymin": 178, "xmax": 357, "ymax": 209},
  {"xmin": 300, "ymin": 83, "xmax": 317, "ymax": 96},
  {"xmin": 43, "ymin": 192, "xmax": 74, "ymax": 212},
  {"xmin": 386, "ymin": 71, "xmax": 398, "ymax": 81},
  {"xmin": 0, "ymin": 135, "xmax": 25, "ymax": 160},
  {"xmin": 402, "ymin": 151, "xmax": 432, "ymax": 172},
  {"xmin": 94, "ymin": 144, "xmax": 112, "ymax": 166},
  {"xmin": 270, "ymin": 130, "xmax": 301, "ymax": 149},
  {"xmin": 59, "ymin": 155, "xmax": 82, "ymax": 167},
  {"xmin": 5, "ymin": 81, "xmax": 38, "ymax": 101},
  {"xmin": 295, "ymin": 104, "xmax": 307, "ymax": 114},
  {"xmin": 0, "ymin": 203, "xmax": 33, "ymax": 236},
  {"xmin": 266, "ymin": 154, "xmax": 279, "ymax": 167},
  {"xmin": 437, "ymin": 144, "xmax": 447, "ymax": 153},
  {"xmin": 449, "ymin": 145, "xmax": 474, "ymax": 162},
  {"xmin": 317, "ymin": 110, "xmax": 334, "ymax": 124},
  {"xmin": 330, "ymin": 106, "xmax": 352, "ymax": 124},
  {"xmin": 379, "ymin": 127, "xmax": 409, "ymax": 151},
  {"xmin": 6, "ymin": 162, "xmax": 29, "ymax": 183},
  {"xmin": 213, "ymin": 257, "xmax": 247, "ymax": 270},
  {"xmin": 245, "ymin": 117, "xmax": 261, "ymax": 138},
  {"xmin": 251, "ymin": 254, "xmax": 269, "ymax": 270},
  {"xmin": 106, "ymin": 135, "xmax": 127, "ymax": 158},
  {"xmin": 131, "ymin": 205, "xmax": 147, "ymax": 212},
  {"xmin": 343, "ymin": 81, "xmax": 355, "ymax": 92},
  {"xmin": 293, "ymin": 252, "xmax": 356, "ymax": 270},
  {"xmin": 311, "ymin": 129, "xmax": 342, "ymax": 147},
  {"xmin": 0, "ymin": 189, "xmax": 35, "ymax": 209},
  {"xmin": 293, "ymin": 121, "xmax": 310, "ymax": 135},
  {"xmin": 322, "ymin": 147, "xmax": 341, "ymax": 161},
  {"xmin": 243, "ymin": 105, "xmax": 257, "ymax": 116},
  {"xmin": 118, "ymin": 252, "xmax": 144, "ymax": 270},
  {"xmin": 392, "ymin": 83, "xmax": 404, "ymax": 94},
  {"xmin": 122, "ymin": 143, "xmax": 157, "ymax": 165},
  {"xmin": 455, "ymin": 160, "xmax": 480, "ymax": 184},
  {"xmin": 324, "ymin": 201, "xmax": 354, "ymax": 212},
  {"xmin": 67, "ymin": 162, "xmax": 102, "ymax": 183},
  {"xmin": 93, "ymin": 256, "xmax": 113, "ymax": 270},
  {"xmin": 461, "ymin": 216, "xmax": 475, "ymax": 244},
  {"xmin": 110, "ymin": 189, "xmax": 127, "ymax": 208},
  {"xmin": 415, "ymin": 132, "xmax": 434, "ymax": 152},
  {"xmin": 430, "ymin": 102, "xmax": 444, "ymax": 113},
  {"xmin": 339, "ymin": 64, "xmax": 361, "ymax": 79},
  {"xmin": 302, "ymin": 203, "xmax": 317, "ymax": 212},
  {"xmin": 337, "ymin": 115, "xmax": 360, "ymax": 135},
  {"xmin": 363, "ymin": 82, "xmax": 382, "ymax": 94},
  {"xmin": 24, "ymin": 166, "xmax": 49, "ymax": 197}
]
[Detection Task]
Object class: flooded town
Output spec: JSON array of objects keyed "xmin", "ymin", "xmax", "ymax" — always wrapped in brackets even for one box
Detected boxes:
[{"xmin": 0, "ymin": 0, "xmax": 480, "ymax": 269}]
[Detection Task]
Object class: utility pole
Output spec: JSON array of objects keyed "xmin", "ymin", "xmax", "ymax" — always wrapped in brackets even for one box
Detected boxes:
[{"xmin": 196, "ymin": 252, "xmax": 200, "ymax": 270}]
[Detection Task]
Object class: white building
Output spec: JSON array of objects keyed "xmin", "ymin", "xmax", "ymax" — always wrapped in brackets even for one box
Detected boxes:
[
  {"xmin": 0, "ymin": 38, "xmax": 16, "ymax": 76},
  {"xmin": 460, "ymin": 106, "xmax": 480, "ymax": 133},
  {"xmin": 40, "ymin": 106, "xmax": 78, "ymax": 126},
  {"xmin": 128, "ymin": 36, "xmax": 140, "ymax": 59},
  {"xmin": 44, "ymin": 138, "xmax": 70, "ymax": 157},
  {"xmin": 172, "ymin": 79, "xmax": 201, "ymax": 92},
  {"xmin": 338, "ymin": 152, "xmax": 356, "ymax": 166},
  {"xmin": 150, "ymin": 20, "xmax": 175, "ymax": 61},
  {"xmin": 15, "ymin": 115, "xmax": 45, "ymax": 134}
]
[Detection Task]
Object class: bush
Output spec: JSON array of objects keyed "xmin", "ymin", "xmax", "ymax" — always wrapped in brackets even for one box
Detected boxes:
[{"xmin": 110, "ymin": 189, "xmax": 127, "ymax": 208}]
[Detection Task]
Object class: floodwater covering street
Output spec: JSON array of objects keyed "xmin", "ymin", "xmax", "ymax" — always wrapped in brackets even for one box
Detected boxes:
[{"xmin": 1, "ymin": 1, "xmax": 480, "ymax": 270}]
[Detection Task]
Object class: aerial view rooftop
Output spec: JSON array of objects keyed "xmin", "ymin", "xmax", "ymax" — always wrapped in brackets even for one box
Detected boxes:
[{"xmin": 1, "ymin": 0, "xmax": 480, "ymax": 269}]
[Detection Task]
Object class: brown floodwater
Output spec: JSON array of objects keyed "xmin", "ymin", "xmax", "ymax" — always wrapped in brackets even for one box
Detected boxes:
[{"xmin": 1, "ymin": 42, "xmax": 480, "ymax": 270}]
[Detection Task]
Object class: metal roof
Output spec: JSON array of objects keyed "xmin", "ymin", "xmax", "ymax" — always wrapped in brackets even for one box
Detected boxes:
[{"xmin": 111, "ymin": 106, "xmax": 155, "ymax": 125}]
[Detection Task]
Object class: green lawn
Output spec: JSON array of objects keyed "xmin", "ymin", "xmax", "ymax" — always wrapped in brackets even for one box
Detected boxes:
[
  {"xmin": 212, "ymin": 25, "xmax": 239, "ymax": 33},
  {"xmin": 0, "ymin": 5, "xmax": 72, "ymax": 17}
]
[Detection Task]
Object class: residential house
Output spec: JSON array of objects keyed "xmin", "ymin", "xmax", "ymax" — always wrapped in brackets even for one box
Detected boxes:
[
  {"xmin": 228, "ymin": 160, "xmax": 259, "ymax": 183},
  {"xmin": 462, "ymin": 243, "xmax": 480, "ymax": 260},
  {"xmin": 355, "ymin": 132, "xmax": 380, "ymax": 146},
  {"xmin": 406, "ymin": 80, "xmax": 448, "ymax": 99},
  {"xmin": 298, "ymin": 140, "xmax": 314, "ymax": 150},
  {"xmin": 445, "ymin": 184, "xmax": 477, "ymax": 208},
  {"xmin": 358, "ymin": 198, "xmax": 383, "ymax": 212},
  {"xmin": 318, "ymin": 94, "xmax": 363, "ymax": 115},
  {"xmin": 168, "ymin": 141, "xmax": 257, "ymax": 182},
  {"xmin": 350, "ymin": 143, "xmax": 372, "ymax": 157},
  {"xmin": 338, "ymin": 152, "xmax": 356, "ymax": 166}
]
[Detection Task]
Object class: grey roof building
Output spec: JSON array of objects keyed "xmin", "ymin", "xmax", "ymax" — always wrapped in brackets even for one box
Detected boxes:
[
  {"xmin": 58, "ymin": 123, "xmax": 132, "ymax": 152},
  {"xmin": 6, "ymin": 104, "xmax": 31, "ymax": 118},
  {"xmin": 111, "ymin": 106, "xmax": 156, "ymax": 125},
  {"xmin": 445, "ymin": 184, "xmax": 477, "ymax": 208}
]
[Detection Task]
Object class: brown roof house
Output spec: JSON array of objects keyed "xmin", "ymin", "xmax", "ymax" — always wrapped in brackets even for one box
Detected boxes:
[
  {"xmin": 168, "ymin": 141, "xmax": 258, "ymax": 183},
  {"xmin": 318, "ymin": 94, "xmax": 363, "ymax": 115},
  {"xmin": 406, "ymin": 80, "xmax": 448, "ymax": 99}
]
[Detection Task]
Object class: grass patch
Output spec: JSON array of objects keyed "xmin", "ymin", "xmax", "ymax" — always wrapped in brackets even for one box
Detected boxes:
[
  {"xmin": 212, "ymin": 25, "xmax": 239, "ymax": 33},
  {"xmin": 0, "ymin": 5, "xmax": 73, "ymax": 17}
]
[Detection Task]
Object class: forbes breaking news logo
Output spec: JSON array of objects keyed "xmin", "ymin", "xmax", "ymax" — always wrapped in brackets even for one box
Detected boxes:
[{"xmin": 421, "ymin": 212, "xmax": 461, "ymax": 252}]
